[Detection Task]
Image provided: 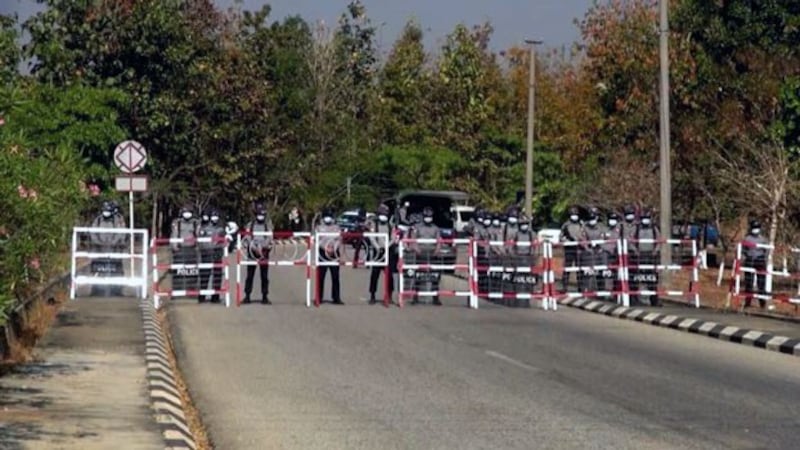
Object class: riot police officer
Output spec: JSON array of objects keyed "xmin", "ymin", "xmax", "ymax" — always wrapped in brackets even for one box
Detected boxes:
[
  {"xmin": 197, "ymin": 207, "xmax": 226, "ymax": 303},
  {"xmin": 743, "ymin": 219, "xmax": 768, "ymax": 308},
  {"xmin": 581, "ymin": 207, "xmax": 607, "ymax": 292},
  {"xmin": 368, "ymin": 204, "xmax": 394, "ymax": 304},
  {"xmin": 621, "ymin": 204, "xmax": 638, "ymax": 243},
  {"xmin": 409, "ymin": 207, "xmax": 441, "ymax": 305},
  {"xmin": 631, "ymin": 208, "xmax": 661, "ymax": 306},
  {"xmin": 90, "ymin": 201, "xmax": 128, "ymax": 295},
  {"xmin": 170, "ymin": 204, "xmax": 199, "ymax": 294},
  {"xmin": 560, "ymin": 206, "xmax": 583, "ymax": 291},
  {"xmin": 242, "ymin": 202, "xmax": 274, "ymax": 304},
  {"xmin": 316, "ymin": 207, "xmax": 343, "ymax": 304},
  {"xmin": 604, "ymin": 212, "xmax": 623, "ymax": 295}
]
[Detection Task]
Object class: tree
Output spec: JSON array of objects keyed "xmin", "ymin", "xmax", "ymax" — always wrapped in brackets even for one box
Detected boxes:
[{"xmin": 0, "ymin": 14, "xmax": 20, "ymax": 86}]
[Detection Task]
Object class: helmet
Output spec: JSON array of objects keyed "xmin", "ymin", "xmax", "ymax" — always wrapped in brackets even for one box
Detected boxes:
[
  {"xmin": 422, "ymin": 207, "xmax": 434, "ymax": 217},
  {"xmin": 568, "ymin": 206, "xmax": 579, "ymax": 216},
  {"xmin": 101, "ymin": 201, "xmax": 114, "ymax": 212},
  {"xmin": 588, "ymin": 206, "xmax": 600, "ymax": 219},
  {"xmin": 641, "ymin": 207, "xmax": 652, "ymax": 219},
  {"xmin": 377, "ymin": 204, "xmax": 390, "ymax": 216},
  {"xmin": 749, "ymin": 219, "xmax": 761, "ymax": 230},
  {"xmin": 623, "ymin": 204, "xmax": 635, "ymax": 215},
  {"xmin": 608, "ymin": 212, "xmax": 620, "ymax": 221},
  {"xmin": 506, "ymin": 206, "xmax": 520, "ymax": 218},
  {"xmin": 253, "ymin": 202, "xmax": 267, "ymax": 214}
]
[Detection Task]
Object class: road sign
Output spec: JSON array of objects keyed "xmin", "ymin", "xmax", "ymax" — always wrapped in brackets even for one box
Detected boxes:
[
  {"xmin": 114, "ymin": 140, "xmax": 148, "ymax": 173},
  {"xmin": 115, "ymin": 175, "xmax": 148, "ymax": 192}
]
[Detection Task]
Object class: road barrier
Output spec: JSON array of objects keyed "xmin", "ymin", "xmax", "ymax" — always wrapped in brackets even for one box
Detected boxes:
[
  {"xmin": 551, "ymin": 239, "xmax": 624, "ymax": 306},
  {"xmin": 314, "ymin": 231, "xmax": 389, "ymax": 306},
  {"xmin": 473, "ymin": 239, "xmax": 555, "ymax": 310},
  {"xmin": 151, "ymin": 236, "xmax": 230, "ymax": 309},
  {"xmin": 237, "ymin": 231, "xmax": 312, "ymax": 307},
  {"xmin": 398, "ymin": 237, "xmax": 476, "ymax": 308},
  {"xmin": 70, "ymin": 227, "xmax": 149, "ymax": 299},
  {"xmin": 729, "ymin": 241, "xmax": 800, "ymax": 310}
]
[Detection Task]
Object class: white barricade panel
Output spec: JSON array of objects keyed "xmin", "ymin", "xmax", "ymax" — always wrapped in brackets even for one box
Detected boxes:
[
  {"xmin": 238, "ymin": 231, "xmax": 312, "ymax": 307},
  {"xmin": 398, "ymin": 238, "xmax": 475, "ymax": 308},
  {"xmin": 472, "ymin": 239, "xmax": 554, "ymax": 310},
  {"xmin": 551, "ymin": 239, "xmax": 624, "ymax": 304},
  {"xmin": 151, "ymin": 236, "xmax": 231, "ymax": 309},
  {"xmin": 70, "ymin": 227, "xmax": 148, "ymax": 299},
  {"xmin": 314, "ymin": 232, "xmax": 390, "ymax": 307},
  {"xmin": 730, "ymin": 240, "xmax": 795, "ymax": 310},
  {"xmin": 624, "ymin": 238, "xmax": 699, "ymax": 307}
]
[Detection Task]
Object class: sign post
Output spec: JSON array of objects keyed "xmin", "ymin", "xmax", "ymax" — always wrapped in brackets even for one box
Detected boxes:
[{"xmin": 114, "ymin": 140, "xmax": 148, "ymax": 275}]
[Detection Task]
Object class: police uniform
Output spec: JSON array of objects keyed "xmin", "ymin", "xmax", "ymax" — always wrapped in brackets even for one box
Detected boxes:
[
  {"xmin": 604, "ymin": 214, "xmax": 623, "ymax": 294},
  {"xmin": 580, "ymin": 212, "xmax": 608, "ymax": 292},
  {"xmin": 316, "ymin": 211, "xmax": 343, "ymax": 304},
  {"xmin": 409, "ymin": 209, "xmax": 441, "ymax": 305},
  {"xmin": 630, "ymin": 213, "xmax": 661, "ymax": 306},
  {"xmin": 170, "ymin": 208, "xmax": 200, "ymax": 293},
  {"xmin": 560, "ymin": 208, "xmax": 583, "ymax": 291},
  {"xmin": 242, "ymin": 206, "xmax": 274, "ymax": 304},
  {"xmin": 90, "ymin": 203, "xmax": 128, "ymax": 295},
  {"xmin": 368, "ymin": 208, "xmax": 393, "ymax": 304},
  {"xmin": 743, "ymin": 221, "xmax": 768, "ymax": 308},
  {"xmin": 197, "ymin": 209, "xmax": 226, "ymax": 303}
]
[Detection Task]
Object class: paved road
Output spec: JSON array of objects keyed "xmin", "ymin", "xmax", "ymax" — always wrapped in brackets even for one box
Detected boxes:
[{"xmin": 167, "ymin": 257, "xmax": 800, "ymax": 450}]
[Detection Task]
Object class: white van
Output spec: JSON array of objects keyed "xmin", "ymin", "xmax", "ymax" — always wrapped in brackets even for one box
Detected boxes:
[{"xmin": 450, "ymin": 205, "xmax": 475, "ymax": 236}]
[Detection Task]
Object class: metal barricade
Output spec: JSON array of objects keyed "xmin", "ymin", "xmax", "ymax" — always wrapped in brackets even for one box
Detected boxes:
[
  {"xmin": 398, "ymin": 238, "xmax": 476, "ymax": 308},
  {"xmin": 314, "ymin": 232, "xmax": 390, "ymax": 306},
  {"xmin": 551, "ymin": 239, "xmax": 625, "ymax": 305},
  {"xmin": 238, "ymin": 231, "xmax": 312, "ymax": 307},
  {"xmin": 151, "ymin": 236, "xmax": 231, "ymax": 309},
  {"xmin": 624, "ymin": 238, "xmax": 699, "ymax": 308},
  {"xmin": 472, "ymin": 239, "xmax": 555, "ymax": 310},
  {"xmin": 70, "ymin": 227, "xmax": 149, "ymax": 299}
]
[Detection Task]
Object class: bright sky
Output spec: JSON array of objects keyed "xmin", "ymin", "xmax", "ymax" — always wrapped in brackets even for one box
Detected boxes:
[{"xmin": 2, "ymin": 0, "xmax": 594, "ymax": 54}]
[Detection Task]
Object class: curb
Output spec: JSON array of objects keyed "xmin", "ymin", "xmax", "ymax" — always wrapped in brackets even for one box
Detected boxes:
[
  {"xmin": 559, "ymin": 297, "xmax": 800, "ymax": 358},
  {"xmin": 140, "ymin": 299, "xmax": 198, "ymax": 450}
]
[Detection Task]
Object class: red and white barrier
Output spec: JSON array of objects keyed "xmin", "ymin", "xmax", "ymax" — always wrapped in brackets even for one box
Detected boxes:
[
  {"xmin": 151, "ymin": 236, "xmax": 231, "ymax": 309},
  {"xmin": 238, "ymin": 231, "xmax": 312, "ymax": 307},
  {"xmin": 314, "ymin": 231, "xmax": 390, "ymax": 306},
  {"xmin": 472, "ymin": 239, "xmax": 556, "ymax": 310},
  {"xmin": 551, "ymin": 239, "xmax": 625, "ymax": 305},
  {"xmin": 70, "ymin": 227, "xmax": 149, "ymax": 299},
  {"xmin": 622, "ymin": 238, "xmax": 699, "ymax": 307},
  {"xmin": 729, "ymin": 241, "xmax": 800, "ymax": 309},
  {"xmin": 398, "ymin": 237, "xmax": 476, "ymax": 308}
]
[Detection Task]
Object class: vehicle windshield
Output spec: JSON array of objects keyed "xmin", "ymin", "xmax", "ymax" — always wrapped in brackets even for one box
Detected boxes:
[
  {"xmin": 337, "ymin": 213, "xmax": 359, "ymax": 225},
  {"xmin": 459, "ymin": 211, "xmax": 474, "ymax": 222}
]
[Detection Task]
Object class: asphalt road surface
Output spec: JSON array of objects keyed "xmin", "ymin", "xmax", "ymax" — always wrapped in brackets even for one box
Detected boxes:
[{"xmin": 166, "ymin": 246, "xmax": 800, "ymax": 450}]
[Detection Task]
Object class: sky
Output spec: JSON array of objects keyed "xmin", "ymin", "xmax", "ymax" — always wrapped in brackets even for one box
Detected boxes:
[{"xmin": 1, "ymin": 0, "xmax": 595, "ymax": 54}]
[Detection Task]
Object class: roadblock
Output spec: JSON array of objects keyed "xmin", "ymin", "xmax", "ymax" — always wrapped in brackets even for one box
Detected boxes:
[
  {"xmin": 472, "ymin": 239, "xmax": 555, "ymax": 310},
  {"xmin": 237, "ymin": 231, "xmax": 312, "ymax": 307},
  {"xmin": 151, "ymin": 236, "xmax": 231, "ymax": 308},
  {"xmin": 622, "ymin": 238, "xmax": 700, "ymax": 308},
  {"xmin": 70, "ymin": 227, "xmax": 149, "ymax": 299},
  {"xmin": 314, "ymin": 232, "xmax": 390, "ymax": 306},
  {"xmin": 398, "ymin": 238, "xmax": 476, "ymax": 308},
  {"xmin": 729, "ymin": 241, "xmax": 800, "ymax": 309},
  {"xmin": 551, "ymin": 239, "xmax": 624, "ymax": 305}
]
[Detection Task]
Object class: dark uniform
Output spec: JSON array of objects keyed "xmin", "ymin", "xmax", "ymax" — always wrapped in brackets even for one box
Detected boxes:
[
  {"xmin": 316, "ymin": 208, "xmax": 343, "ymax": 304},
  {"xmin": 487, "ymin": 213, "xmax": 505, "ymax": 294},
  {"xmin": 242, "ymin": 203, "xmax": 274, "ymax": 304},
  {"xmin": 197, "ymin": 208, "xmax": 226, "ymax": 303},
  {"xmin": 409, "ymin": 207, "xmax": 442, "ymax": 305},
  {"xmin": 369, "ymin": 205, "xmax": 394, "ymax": 304},
  {"xmin": 604, "ymin": 212, "xmax": 623, "ymax": 294},
  {"xmin": 89, "ymin": 201, "xmax": 128, "ymax": 296},
  {"xmin": 170, "ymin": 205, "xmax": 199, "ymax": 293},
  {"xmin": 580, "ymin": 208, "xmax": 608, "ymax": 292},
  {"xmin": 742, "ymin": 220, "xmax": 768, "ymax": 308},
  {"xmin": 630, "ymin": 209, "xmax": 661, "ymax": 306},
  {"xmin": 560, "ymin": 206, "xmax": 583, "ymax": 291}
]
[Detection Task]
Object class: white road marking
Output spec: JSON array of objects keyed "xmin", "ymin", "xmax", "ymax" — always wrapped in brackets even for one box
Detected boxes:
[{"xmin": 485, "ymin": 350, "xmax": 542, "ymax": 373}]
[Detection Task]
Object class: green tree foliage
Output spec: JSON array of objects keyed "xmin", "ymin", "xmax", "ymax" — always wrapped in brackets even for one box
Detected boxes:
[{"xmin": 0, "ymin": 14, "xmax": 20, "ymax": 86}]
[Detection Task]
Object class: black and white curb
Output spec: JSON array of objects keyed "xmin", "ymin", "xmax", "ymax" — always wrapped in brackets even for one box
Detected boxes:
[
  {"xmin": 560, "ymin": 297, "xmax": 800, "ymax": 357},
  {"xmin": 140, "ymin": 299, "xmax": 198, "ymax": 450}
]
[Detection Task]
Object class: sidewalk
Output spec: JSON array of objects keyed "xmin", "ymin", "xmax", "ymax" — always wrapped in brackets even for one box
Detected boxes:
[{"xmin": 0, "ymin": 297, "xmax": 165, "ymax": 449}]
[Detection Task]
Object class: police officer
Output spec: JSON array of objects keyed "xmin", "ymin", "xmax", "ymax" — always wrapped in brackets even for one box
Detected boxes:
[
  {"xmin": 512, "ymin": 214, "xmax": 537, "ymax": 305},
  {"xmin": 288, "ymin": 206, "xmax": 302, "ymax": 232},
  {"xmin": 631, "ymin": 208, "xmax": 661, "ymax": 306},
  {"xmin": 316, "ymin": 208, "xmax": 343, "ymax": 304},
  {"xmin": 621, "ymin": 204, "xmax": 638, "ymax": 243},
  {"xmin": 409, "ymin": 207, "xmax": 441, "ymax": 305},
  {"xmin": 242, "ymin": 202, "xmax": 274, "ymax": 304},
  {"xmin": 502, "ymin": 207, "xmax": 523, "ymax": 296},
  {"xmin": 90, "ymin": 201, "xmax": 128, "ymax": 295},
  {"xmin": 560, "ymin": 206, "xmax": 583, "ymax": 291},
  {"xmin": 368, "ymin": 204, "xmax": 394, "ymax": 304},
  {"xmin": 604, "ymin": 212, "xmax": 623, "ymax": 295},
  {"xmin": 486, "ymin": 212, "xmax": 506, "ymax": 295},
  {"xmin": 581, "ymin": 207, "xmax": 607, "ymax": 292},
  {"xmin": 197, "ymin": 207, "xmax": 226, "ymax": 303},
  {"xmin": 170, "ymin": 204, "xmax": 199, "ymax": 294},
  {"xmin": 743, "ymin": 219, "xmax": 768, "ymax": 308}
]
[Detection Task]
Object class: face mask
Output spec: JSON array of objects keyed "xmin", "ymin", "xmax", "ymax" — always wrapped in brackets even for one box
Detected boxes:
[
  {"xmin": 641, "ymin": 218, "xmax": 651, "ymax": 226},
  {"xmin": 751, "ymin": 228, "xmax": 761, "ymax": 235},
  {"xmin": 492, "ymin": 220, "xmax": 500, "ymax": 227},
  {"xmin": 182, "ymin": 212, "xmax": 192, "ymax": 220},
  {"xmin": 102, "ymin": 211, "xmax": 112, "ymax": 218},
  {"xmin": 508, "ymin": 217, "xmax": 518, "ymax": 224},
  {"xmin": 202, "ymin": 215, "xmax": 210, "ymax": 222},
  {"xmin": 423, "ymin": 217, "xmax": 433, "ymax": 224},
  {"xmin": 570, "ymin": 215, "xmax": 579, "ymax": 222},
  {"xmin": 483, "ymin": 219, "xmax": 492, "ymax": 226},
  {"xmin": 378, "ymin": 214, "xmax": 388, "ymax": 223},
  {"xmin": 520, "ymin": 224, "xmax": 530, "ymax": 232},
  {"xmin": 608, "ymin": 219, "xmax": 618, "ymax": 227},
  {"xmin": 323, "ymin": 216, "xmax": 333, "ymax": 225},
  {"xmin": 625, "ymin": 214, "xmax": 635, "ymax": 222},
  {"xmin": 256, "ymin": 214, "xmax": 265, "ymax": 222},
  {"xmin": 210, "ymin": 215, "xmax": 219, "ymax": 224},
  {"xmin": 589, "ymin": 219, "xmax": 598, "ymax": 226}
]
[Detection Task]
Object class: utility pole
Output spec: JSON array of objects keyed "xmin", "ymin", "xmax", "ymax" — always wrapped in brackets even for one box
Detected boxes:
[
  {"xmin": 658, "ymin": 0, "xmax": 672, "ymax": 266},
  {"xmin": 525, "ymin": 39, "xmax": 542, "ymax": 220},
  {"xmin": 346, "ymin": 176, "xmax": 352, "ymax": 202}
]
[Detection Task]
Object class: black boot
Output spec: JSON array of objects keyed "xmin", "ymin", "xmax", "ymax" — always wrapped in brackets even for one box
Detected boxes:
[
  {"xmin": 432, "ymin": 296, "xmax": 442, "ymax": 306},
  {"xmin": 243, "ymin": 295, "xmax": 252, "ymax": 304},
  {"xmin": 369, "ymin": 293, "xmax": 377, "ymax": 305},
  {"xmin": 261, "ymin": 297, "xmax": 272, "ymax": 305}
]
